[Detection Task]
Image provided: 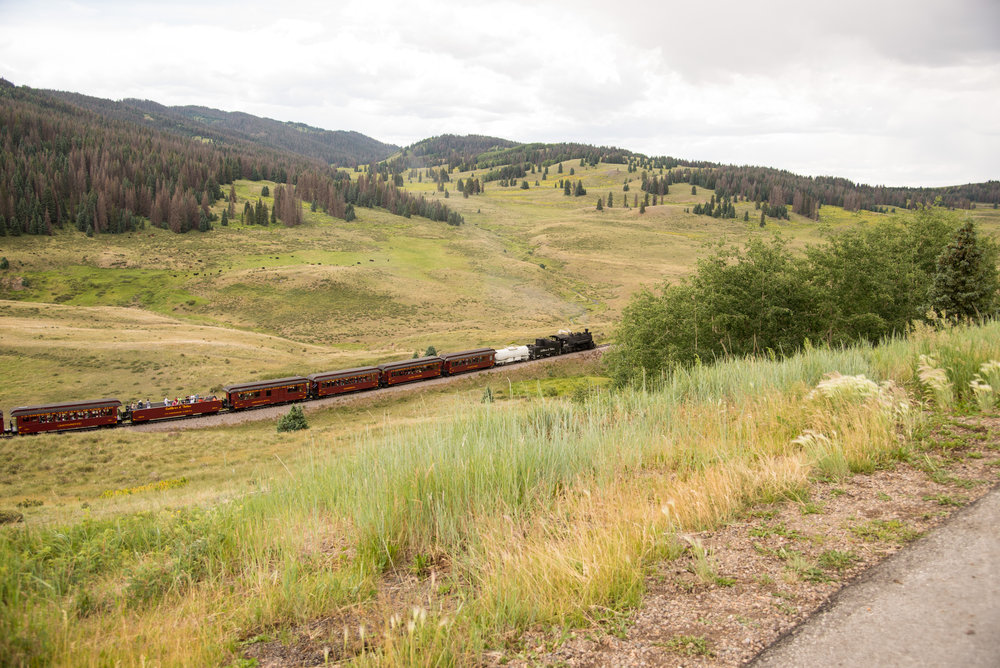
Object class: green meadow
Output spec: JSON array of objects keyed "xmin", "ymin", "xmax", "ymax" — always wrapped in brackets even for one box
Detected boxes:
[
  {"xmin": 1, "ymin": 158, "xmax": 1000, "ymax": 665},
  {"xmin": 5, "ymin": 162, "xmax": 988, "ymax": 409},
  {"xmin": 2, "ymin": 315, "xmax": 1000, "ymax": 666}
]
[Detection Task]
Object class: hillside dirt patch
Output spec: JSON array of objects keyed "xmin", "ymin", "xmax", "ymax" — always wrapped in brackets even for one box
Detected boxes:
[{"xmin": 500, "ymin": 416, "xmax": 1000, "ymax": 667}]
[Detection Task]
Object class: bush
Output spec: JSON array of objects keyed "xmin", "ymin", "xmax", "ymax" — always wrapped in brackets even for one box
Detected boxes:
[
  {"xmin": 606, "ymin": 210, "xmax": 970, "ymax": 385},
  {"xmin": 276, "ymin": 405, "xmax": 308, "ymax": 432}
]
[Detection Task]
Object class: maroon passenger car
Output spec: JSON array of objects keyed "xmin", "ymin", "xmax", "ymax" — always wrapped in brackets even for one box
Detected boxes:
[
  {"xmin": 378, "ymin": 356, "xmax": 443, "ymax": 387},
  {"xmin": 223, "ymin": 377, "xmax": 309, "ymax": 410},
  {"xmin": 130, "ymin": 397, "xmax": 224, "ymax": 423},
  {"xmin": 11, "ymin": 399, "xmax": 121, "ymax": 435},
  {"xmin": 440, "ymin": 348, "xmax": 496, "ymax": 375},
  {"xmin": 309, "ymin": 367, "xmax": 380, "ymax": 397}
]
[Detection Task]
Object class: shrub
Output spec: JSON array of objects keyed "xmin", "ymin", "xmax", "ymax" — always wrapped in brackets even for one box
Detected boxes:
[{"xmin": 277, "ymin": 405, "xmax": 308, "ymax": 432}]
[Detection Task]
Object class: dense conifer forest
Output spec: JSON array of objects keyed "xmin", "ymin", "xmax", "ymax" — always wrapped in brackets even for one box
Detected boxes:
[{"xmin": 0, "ymin": 81, "xmax": 462, "ymax": 236}]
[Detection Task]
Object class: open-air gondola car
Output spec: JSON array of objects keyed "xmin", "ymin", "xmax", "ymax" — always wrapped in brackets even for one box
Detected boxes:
[{"xmin": 130, "ymin": 397, "xmax": 224, "ymax": 423}]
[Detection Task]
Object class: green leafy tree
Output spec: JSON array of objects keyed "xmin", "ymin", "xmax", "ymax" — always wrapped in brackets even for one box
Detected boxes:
[
  {"xmin": 605, "ymin": 235, "xmax": 815, "ymax": 384},
  {"xmin": 424, "ymin": 345, "xmax": 437, "ymax": 357},
  {"xmin": 803, "ymin": 209, "xmax": 957, "ymax": 342},
  {"xmin": 929, "ymin": 220, "xmax": 998, "ymax": 319}
]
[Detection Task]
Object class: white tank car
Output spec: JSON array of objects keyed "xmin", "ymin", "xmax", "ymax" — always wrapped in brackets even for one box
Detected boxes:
[{"xmin": 493, "ymin": 345, "xmax": 530, "ymax": 365}]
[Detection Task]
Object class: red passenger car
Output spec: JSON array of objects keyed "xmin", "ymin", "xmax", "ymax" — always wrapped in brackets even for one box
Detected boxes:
[
  {"xmin": 223, "ymin": 377, "xmax": 309, "ymax": 410},
  {"xmin": 440, "ymin": 348, "xmax": 496, "ymax": 375},
  {"xmin": 130, "ymin": 397, "xmax": 224, "ymax": 423},
  {"xmin": 309, "ymin": 367, "xmax": 380, "ymax": 397},
  {"xmin": 378, "ymin": 357, "xmax": 443, "ymax": 387},
  {"xmin": 11, "ymin": 399, "xmax": 121, "ymax": 435}
]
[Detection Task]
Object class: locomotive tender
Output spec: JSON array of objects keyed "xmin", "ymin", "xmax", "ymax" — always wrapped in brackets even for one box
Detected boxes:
[{"xmin": 1, "ymin": 330, "xmax": 595, "ymax": 436}]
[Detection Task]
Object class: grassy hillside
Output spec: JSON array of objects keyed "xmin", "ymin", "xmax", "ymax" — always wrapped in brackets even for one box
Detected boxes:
[
  {"xmin": 2, "ymin": 162, "xmax": 998, "ymax": 409},
  {"xmin": 2, "ymin": 317, "xmax": 999, "ymax": 666}
]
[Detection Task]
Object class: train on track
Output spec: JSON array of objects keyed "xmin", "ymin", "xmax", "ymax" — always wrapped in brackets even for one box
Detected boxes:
[{"xmin": 0, "ymin": 330, "xmax": 595, "ymax": 436}]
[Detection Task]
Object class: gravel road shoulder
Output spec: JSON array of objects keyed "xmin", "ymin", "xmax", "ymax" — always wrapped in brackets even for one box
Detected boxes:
[{"xmin": 502, "ymin": 416, "xmax": 1000, "ymax": 667}]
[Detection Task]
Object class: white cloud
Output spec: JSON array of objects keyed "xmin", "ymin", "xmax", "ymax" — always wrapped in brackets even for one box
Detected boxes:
[{"xmin": 0, "ymin": 0, "xmax": 997, "ymax": 186}]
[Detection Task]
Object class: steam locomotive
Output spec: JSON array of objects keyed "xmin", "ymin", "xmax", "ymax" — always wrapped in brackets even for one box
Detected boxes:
[{"xmin": 0, "ymin": 329, "xmax": 595, "ymax": 436}]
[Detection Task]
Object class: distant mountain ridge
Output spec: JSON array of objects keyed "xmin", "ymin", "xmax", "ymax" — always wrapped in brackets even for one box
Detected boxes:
[
  {"xmin": 2, "ymin": 79, "xmax": 997, "ymax": 232},
  {"xmin": 391, "ymin": 135, "xmax": 998, "ymax": 212},
  {"xmin": 0, "ymin": 80, "xmax": 465, "ymax": 237},
  {"xmin": 44, "ymin": 91, "xmax": 398, "ymax": 167}
]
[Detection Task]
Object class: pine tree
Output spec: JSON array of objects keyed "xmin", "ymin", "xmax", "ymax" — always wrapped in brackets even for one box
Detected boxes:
[
  {"xmin": 929, "ymin": 221, "xmax": 999, "ymax": 318},
  {"xmin": 596, "ymin": 197, "xmax": 603, "ymax": 211}
]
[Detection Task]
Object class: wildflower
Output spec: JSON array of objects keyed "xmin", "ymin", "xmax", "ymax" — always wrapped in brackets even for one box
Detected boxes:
[
  {"xmin": 791, "ymin": 430, "xmax": 831, "ymax": 449},
  {"xmin": 970, "ymin": 376, "xmax": 995, "ymax": 412},
  {"xmin": 808, "ymin": 372, "xmax": 880, "ymax": 404},
  {"xmin": 917, "ymin": 354, "xmax": 953, "ymax": 409}
]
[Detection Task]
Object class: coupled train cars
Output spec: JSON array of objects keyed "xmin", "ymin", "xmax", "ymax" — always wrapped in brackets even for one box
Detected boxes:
[{"xmin": 0, "ymin": 329, "xmax": 595, "ymax": 436}]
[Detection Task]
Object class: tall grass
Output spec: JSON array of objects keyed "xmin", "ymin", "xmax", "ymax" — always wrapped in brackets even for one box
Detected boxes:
[{"xmin": 3, "ymin": 319, "xmax": 1000, "ymax": 665}]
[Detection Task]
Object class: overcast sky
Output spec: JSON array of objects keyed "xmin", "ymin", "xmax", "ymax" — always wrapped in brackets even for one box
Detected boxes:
[{"xmin": 1, "ymin": 0, "xmax": 998, "ymax": 187}]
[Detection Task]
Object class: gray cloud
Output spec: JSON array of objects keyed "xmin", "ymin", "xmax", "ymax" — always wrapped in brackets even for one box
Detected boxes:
[{"xmin": 1, "ymin": 0, "xmax": 997, "ymax": 186}]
